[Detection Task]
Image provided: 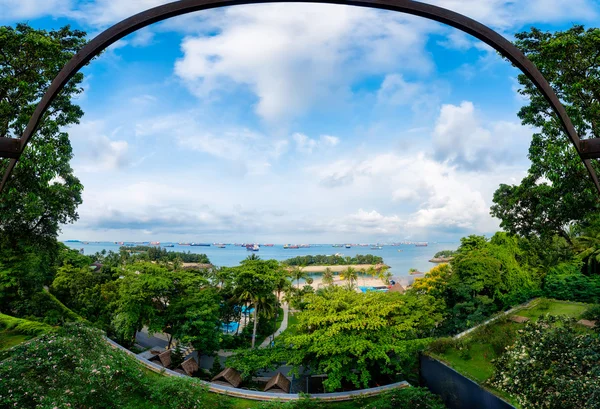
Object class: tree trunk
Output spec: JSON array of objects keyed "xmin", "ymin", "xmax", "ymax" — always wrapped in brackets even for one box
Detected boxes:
[
  {"xmin": 251, "ymin": 303, "xmax": 259, "ymax": 348},
  {"xmin": 168, "ymin": 334, "xmax": 173, "ymax": 349}
]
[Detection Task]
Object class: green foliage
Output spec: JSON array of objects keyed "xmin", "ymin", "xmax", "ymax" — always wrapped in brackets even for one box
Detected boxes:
[
  {"xmin": 210, "ymin": 356, "xmax": 223, "ymax": 378},
  {"xmin": 0, "ymin": 24, "xmax": 87, "ymax": 243},
  {"xmin": 433, "ymin": 250, "xmax": 455, "ymax": 258},
  {"xmin": 0, "ymin": 323, "xmax": 237, "ymax": 409},
  {"xmin": 491, "ymin": 26, "xmax": 600, "ymax": 240},
  {"xmin": 582, "ymin": 304, "xmax": 600, "ymax": 322},
  {"xmin": 123, "ymin": 246, "xmax": 211, "ymax": 264},
  {"xmin": 543, "ymin": 261, "xmax": 600, "ymax": 303},
  {"xmin": 283, "ymin": 287, "xmax": 442, "ymax": 391},
  {"xmin": 115, "ymin": 263, "xmax": 221, "ymax": 353},
  {"xmin": 490, "ymin": 316, "xmax": 600, "ymax": 409},
  {"xmin": 225, "ymin": 347, "xmax": 284, "ymax": 381},
  {"xmin": 0, "ymin": 313, "xmax": 53, "ymax": 336},
  {"xmin": 359, "ymin": 387, "xmax": 446, "ymax": 409},
  {"xmin": 13, "ymin": 290, "xmax": 84, "ymax": 325},
  {"xmin": 427, "ymin": 337, "xmax": 455, "ymax": 355},
  {"xmin": 284, "ymin": 254, "xmax": 383, "ymax": 266},
  {"xmin": 171, "ymin": 344, "xmax": 185, "ymax": 368}
]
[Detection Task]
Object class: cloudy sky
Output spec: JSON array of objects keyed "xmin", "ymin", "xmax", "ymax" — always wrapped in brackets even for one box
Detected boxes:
[{"xmin": 2, "ymin": 0, "xmax": 598, "ymax": 243}]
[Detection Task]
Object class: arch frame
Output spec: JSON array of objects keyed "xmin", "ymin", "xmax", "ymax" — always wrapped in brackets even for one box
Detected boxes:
[{"xmin": 1, "ymin": 0, "xmax": 599, "ymax": 193}]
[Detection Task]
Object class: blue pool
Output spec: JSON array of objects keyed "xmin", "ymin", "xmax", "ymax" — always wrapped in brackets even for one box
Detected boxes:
[
  {"xmin": 359, "ymin": 286, "xmax": 389, "ymax": 293},
  {"xmin": 221, "ymin": 322, "xmax": 239, "ymax": 333}
]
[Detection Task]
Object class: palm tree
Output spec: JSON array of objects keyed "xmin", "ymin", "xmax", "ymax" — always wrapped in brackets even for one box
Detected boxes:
[
  {"xmin": 340, "ymin": 266, "xmax": 358, "ymax": 288},
  {"xmin": 291, "ymin": 266, "xmax": 307, "ymax": 289},
  {"xmin": 575, "ymin": 230, "xmax": 600, "ymax": 275},
  {"xmin": 322, "ymin": 267, "xmax": 334, "ymax": 287},
  {"xmin": 237, "ymin": 287, "xmax": 263, "ymax": 348}
]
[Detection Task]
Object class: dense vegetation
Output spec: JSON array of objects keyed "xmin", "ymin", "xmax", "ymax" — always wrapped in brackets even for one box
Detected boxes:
[
  {"xmin": 123, "ymin": 246, "xmax": 211, "ymax": 263},
  {"xmin": 284, "ymin": 254, "xmax": 383, "ymax": 266},
  {"xmin": 490, "ymin": 316, "xmax": 600, "ymax": 409},
  {"xmin": 432, "ymin": 250, "xmax": 455, "ymax": 259}
]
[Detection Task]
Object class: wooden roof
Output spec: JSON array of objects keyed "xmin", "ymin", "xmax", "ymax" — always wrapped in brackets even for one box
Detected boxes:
[
  {"xmin": 158, "ymin": 350, "xmax": 171, "ymax": 368},
  {"xmin": 212, "ymin": 367, "xmax": 242, "ymax": 388},
  {"xmin": 181, "ymin": 357, "xmax": 199, "ymax": 376},
  {"xmin": 389, "ymin": 283, "xmax": 405, "ymax": 293},
  {"xmin": 578, "ymin": 319, "xmax": 597, "ymax": 328},
  {"xmin": 509, "ymin": 315, "xmax": 530, "ymax": 323},
  {"xmin": 264, "ymin": 372, "xmax": 291, "ymax": 393}
]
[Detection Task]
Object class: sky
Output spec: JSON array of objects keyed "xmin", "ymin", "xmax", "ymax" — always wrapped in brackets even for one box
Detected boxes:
[{"xmin": 1, "ymin": 0, "xmax": 599, "ymax": 244}]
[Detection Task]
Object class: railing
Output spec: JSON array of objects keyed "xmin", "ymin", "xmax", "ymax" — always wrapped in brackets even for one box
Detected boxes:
[{"xmin": 104, "ymin": 336, "xmax": 410, "ymax": 401}]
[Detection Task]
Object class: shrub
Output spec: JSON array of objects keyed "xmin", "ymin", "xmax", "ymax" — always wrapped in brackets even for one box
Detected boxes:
[
  {"xmin": 428, "ymin": 337, "xmax": 455, "ymax": 354},
  {"xmin": 489, "ymin": 316, "xmax": 600, "ymax": 409},
  {"xmin": 582, "ymin": 304, "xmax": 600, "ymax": 323},
  {"xmin": 359, "ymin": 387, "xmax": 447, "ymax": 409},
  {"xmin": 0, "ymin": 323, "xmax": 234, "ymax": 409},
  {"xmin": 0, "ymin": 313, "xmax": 53, "ymax": 336},
  {"xmin": 543, "ymin": 262, "xmax": 600, "ymax": 303}
]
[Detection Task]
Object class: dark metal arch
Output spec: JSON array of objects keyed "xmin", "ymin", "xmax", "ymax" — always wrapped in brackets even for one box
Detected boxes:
[{"xmin": 1, "ymin": 0, "xmax": 599, "ymax": 193}]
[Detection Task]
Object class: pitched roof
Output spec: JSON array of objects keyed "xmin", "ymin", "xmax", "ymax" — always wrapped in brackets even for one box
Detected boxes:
[
  {"xmin": 181, "ymin": 357, "xmax": 199, "ymax": 376},
  {"xmin": 577, "ymin": 319, "xmax": 597, "ymax": 328},
  {"xmin": 264, "ymin": 372, "xmax": 291, "ymax": 393},
  {"xmin": 509, "ymin": 315, "xmax": 530, "ymax": 323},
  {"xmin": 389, "ymin": 283, "xmax": 405, "ymax": 293},
  {"xmin": 212, "ymin": 367, "xmax": 242, "ymax": 388},
  {"xmin": 158, "ymin": 350, "xmax": 171, "ymax": 368}
]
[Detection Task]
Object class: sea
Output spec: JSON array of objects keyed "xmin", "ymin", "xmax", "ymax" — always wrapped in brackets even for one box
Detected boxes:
[{"xmin": 63, "ymin": 242, "xmax": 459, "ymax": 286}]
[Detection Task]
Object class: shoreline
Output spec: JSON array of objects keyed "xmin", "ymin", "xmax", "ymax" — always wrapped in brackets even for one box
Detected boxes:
[{"xmin": 287, "ymin": 263, "xmax": 389, "ymax": 273}]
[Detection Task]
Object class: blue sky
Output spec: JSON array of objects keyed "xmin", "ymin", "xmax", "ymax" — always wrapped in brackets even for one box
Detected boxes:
[{"xmin": 2, "ymin": 0, "xmax": 599, "ymax": 243}]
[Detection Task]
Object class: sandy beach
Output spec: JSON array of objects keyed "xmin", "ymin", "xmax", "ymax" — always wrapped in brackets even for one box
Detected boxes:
[{"xmin": 289, "ymin": 263, "xmax": 389, "ymax": 273}]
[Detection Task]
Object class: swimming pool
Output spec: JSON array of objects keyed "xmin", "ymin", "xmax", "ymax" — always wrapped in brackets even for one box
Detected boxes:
[{"xmin": 359, "ymin": 286, "xmax": 389, "ymax": 293}]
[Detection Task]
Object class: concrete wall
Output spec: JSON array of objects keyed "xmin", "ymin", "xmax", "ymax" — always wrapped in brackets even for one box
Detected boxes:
[{"xmin": 420, "ymin": 355, "xmax": 515, "ymax": 409}]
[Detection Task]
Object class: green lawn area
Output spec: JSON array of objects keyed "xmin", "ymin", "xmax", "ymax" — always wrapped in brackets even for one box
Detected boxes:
[
  {"xmin": 428, "ymin": 298, "xmax": 594, "ymax": 408},
  {"xmin": 0, "ymin": 330, "xmax": 34, "ymax": 350},
  {"xmin": 280, "ymin": 312, "xmax": 300, "ymax": 337}
]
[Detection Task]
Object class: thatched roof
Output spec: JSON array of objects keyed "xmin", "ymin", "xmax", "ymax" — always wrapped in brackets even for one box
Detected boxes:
[
  {"xmin": 578, "ymin": 319, "xmax": 597, "ymax": 328},
  {"xmin": 264, "ymin": 372, "xmax": 291, "ymax": 393},
  {"xmin": 181, "ymin": 357, "xmax": 199, "ymax": 376},
  {"xmin": 509, "ymin": 315, "xmax": 530, "ymax": 323},
  {"xmin": 212, "ymin": 368, "xmax": 242, "ymax": 388},
  {"xmin": 158, "ymin": 350, "xmax": 171, "ymax": 368},
  {"xmin": 389, "ymin": 283, "xmax": 405, "ymax": 293}
]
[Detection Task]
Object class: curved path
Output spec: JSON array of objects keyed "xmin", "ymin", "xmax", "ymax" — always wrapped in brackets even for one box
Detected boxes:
[{"xmin": 259, "ymin": 303, "xmax": 289, "ymax": 348}]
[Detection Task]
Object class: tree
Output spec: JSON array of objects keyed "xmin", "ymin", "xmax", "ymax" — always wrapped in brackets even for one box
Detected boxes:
[
  {"xmin": 113, "ymin": 263, "xmax": 220, "ymax": 352},
  {"xmin": 290, "ymin": 265, "xmax": 307, "ymax": 289},
  {"xmin": 490, "ymin": 316, "xmax": 600, "ymax": 409},
  {"xmin": 0, "ymin": 24, "xmax": 88, "ymax": 243},
  {"xmin": 491, "ymin": 26, "xmax": 600, "ymax": 241},
  {"xmin": 283, "ymin": 288, "xmax": 443, "ymax": 391},
  {"xmin": 234, "ymin": 258, "xmax": 279, "ymax": 348},
  {"xmin": 340, "ymin": 266, "xmax": 358, "ymax": 287},
  {"xmin": 322, "ymin": 267, "xmax": 334, "ymax": 286}
]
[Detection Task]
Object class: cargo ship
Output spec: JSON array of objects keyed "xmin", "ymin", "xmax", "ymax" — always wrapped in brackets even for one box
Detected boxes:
[
  {"xmin": 415, "ymin": 242, "xmax": 428, "ymax": 247},
  {"xmin": 284, "ymin": 244, "xmax": 299, "ymax": 249},
  {"xmin": 246, "ymin": 244, "xmax": 259, "ymax": 251},
  {"xmin": 262, "ymin": 244, "xmax": 274, "ymax": 247},
  {"xmin": 190, "ymin": 243, "xmax": 211, "ymax": 246}
]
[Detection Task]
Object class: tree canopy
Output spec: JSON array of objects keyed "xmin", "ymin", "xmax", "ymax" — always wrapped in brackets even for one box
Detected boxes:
[{"xmin": 491, "ymin": 26, "xmax": 600, "ymax": 242}]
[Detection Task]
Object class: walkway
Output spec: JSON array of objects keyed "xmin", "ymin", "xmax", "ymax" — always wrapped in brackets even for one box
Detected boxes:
[{"xmin": 259, "ymin": 303, "xmax": 289, "ymax": 348}]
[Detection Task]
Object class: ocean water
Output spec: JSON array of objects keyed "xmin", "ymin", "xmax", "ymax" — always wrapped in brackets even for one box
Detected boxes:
[{"xmin": 64, "ymin": 242, "xmax": 458, "ymax": 286}]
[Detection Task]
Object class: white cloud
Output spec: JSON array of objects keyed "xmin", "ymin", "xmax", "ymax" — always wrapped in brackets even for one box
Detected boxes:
[
  {"xmin": 0, "ymin": 0, "xmax": 72, "ymax": 20},
  {"xmin": 174, "ymin": 4, "xmax": 437, "ymax": 122},
  {"xmin": 69, "ymin": 121, "xmax": 130, "ymax": 173},
  {"xmin": 292, "ymin": 133, "xmax": 340, "ymax": 153},
  {"xmin": 432, "ymin": 101, "xmax": 531, "ymax": 170}
]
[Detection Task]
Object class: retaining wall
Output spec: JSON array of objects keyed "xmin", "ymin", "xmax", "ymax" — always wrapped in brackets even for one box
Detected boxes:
[{"xmin": 420, "ymin": 355, "xmax": 515, "ymax": 409}]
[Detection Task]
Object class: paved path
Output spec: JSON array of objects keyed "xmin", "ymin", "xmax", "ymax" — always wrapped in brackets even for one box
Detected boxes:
[{"xmin": 259, "ymin": 303, "xmax": 289, "ymax": 348}]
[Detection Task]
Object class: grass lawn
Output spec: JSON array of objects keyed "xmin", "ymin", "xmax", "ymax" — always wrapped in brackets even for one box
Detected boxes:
[
  {"xmin": 280, "ymin": 312, "xmax": 300, "ymax": 337},
  {"xmin": 429, "ymin": 298, "xmax": 594, "ymax": 408},
  {"xmin": 0, "ymin": 330, "xmax": 34, "ymax": 350}
]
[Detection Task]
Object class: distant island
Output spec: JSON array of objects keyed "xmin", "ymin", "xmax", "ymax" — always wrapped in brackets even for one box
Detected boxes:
[
  {"xmin": 429, "ymin": 249, "xmax": 455, "ymax": 263},
  {"xmin": 284, "ymin": 254, "xmax": 384, "ymax": 266}
]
